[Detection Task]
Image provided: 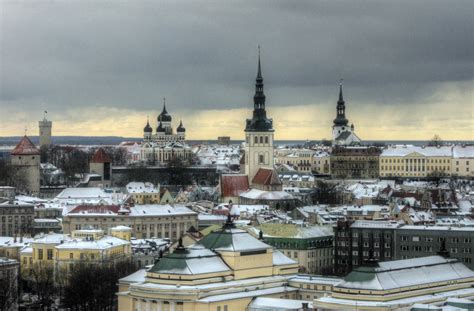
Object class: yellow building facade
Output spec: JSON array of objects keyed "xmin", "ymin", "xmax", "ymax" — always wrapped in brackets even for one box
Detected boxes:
[
  {"xmin": 117, "ymin": 218, "xmax": 304, "ymax": 311},
  {"xmin": 379, "ymin": 146, "xmax": 452, "ymax": 178},
  {"xmin": 20, "ymin": 229, "xmax": 131, "ymax": 278}
]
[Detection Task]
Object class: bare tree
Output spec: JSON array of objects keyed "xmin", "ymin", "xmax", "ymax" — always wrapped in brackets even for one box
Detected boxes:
[
  {"xmin": 26, "ymin": 262, "xmax": 55, "ymax": 309},
  {"xmin": 0, "ymin": 263, "xmax": 19, "ymax": 310},
  {"xmin": 63, "ymin": 260, "xmax": 136, "ymax": 310}
]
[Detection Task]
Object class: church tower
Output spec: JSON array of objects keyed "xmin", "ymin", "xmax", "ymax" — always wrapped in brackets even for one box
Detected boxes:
[
  {"xmin": 244, "ymin": 49, "xmax": 274, "ymax": 184},
  {"xmin": 38, "ymin": 111, "xmax": 52, "ymax": 148},
  {"xmin": 332, "ymin": 82, "xmax": 361, "ymax": 145}
]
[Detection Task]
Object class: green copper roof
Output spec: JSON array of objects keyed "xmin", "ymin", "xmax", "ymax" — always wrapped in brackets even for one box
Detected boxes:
[
  {"xmin": 196, "ymin": 228, "xmax": 270, "ymax": 252},
  {"xmin": 149, "ymin": 248, "xmax": 230, "ymax": 275}
]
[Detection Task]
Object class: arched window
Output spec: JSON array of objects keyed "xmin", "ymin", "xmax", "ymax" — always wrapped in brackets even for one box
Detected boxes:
[
  {"xmin": 260, "ymin": 136, "xmax": 263, "ymax": 143},
  {"xmin": 265, "ymin": 136, "xmax": 269, "ymax": 144},
  {"xmin": 254, "ymin": 136, "xmax": 258, "ymax": 144}
]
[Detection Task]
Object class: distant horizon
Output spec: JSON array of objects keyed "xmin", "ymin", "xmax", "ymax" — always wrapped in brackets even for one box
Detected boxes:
[{"xmin": 0, "ymin": 135, "xmax": 472, "ymax": 148}]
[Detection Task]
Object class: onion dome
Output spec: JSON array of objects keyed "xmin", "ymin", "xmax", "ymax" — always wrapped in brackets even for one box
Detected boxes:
[
  {"xmin": 157, "ymin": 100, "xmax": 172, "ymax": 123},
  {"xmin": 177, "ymin": 120, "xmax": 186, "ymax": 133},
  {"xmin": 157, "ymin": 121, "xmax": 165, "ymax": 133},
  {"xmin": 143, "ymin": 119, "xmax": 152, "ymax": 133}
]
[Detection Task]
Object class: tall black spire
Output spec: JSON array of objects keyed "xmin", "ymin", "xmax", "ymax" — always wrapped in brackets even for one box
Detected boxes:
[
  {"xmin": 254, "ymin": 45, "xmax": 265, "ymax": 110},
  {"xmin": 245, "ymin": 47, "xmax": 273, "ymax": 132},
  {"xmin": 333, "ymin": 80, "xmax": 348, "ymax": 127}
]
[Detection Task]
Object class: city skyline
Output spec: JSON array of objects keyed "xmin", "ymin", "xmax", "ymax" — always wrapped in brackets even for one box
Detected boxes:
[{"xmin": 1, "ymin": 0, "xmax": 472, "ymax": 140}]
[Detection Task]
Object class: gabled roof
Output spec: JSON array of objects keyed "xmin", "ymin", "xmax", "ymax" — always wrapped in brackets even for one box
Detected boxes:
[
  {"xmin": 220, "ymin": 174, "xmax": 249, "ymax": 198},
  {"xmin": 252, "ymin": 168, "xmax": 282, "ymax": 186},
  {"xmin": 11, "ymin": 135, "xmax": 40, "ymax": 156},
  {"xmin": 90, "ymin": 148, "xmax": 112, "ymax": 163}
]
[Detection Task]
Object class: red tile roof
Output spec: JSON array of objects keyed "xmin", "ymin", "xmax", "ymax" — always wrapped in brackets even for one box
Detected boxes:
[
  {"xmin": 68, "ymin": 204, "xmax": 121, "ymax": 214},
  {"xmin": 252, "ymin": 168, "xmax": 282, "ymax": 186},
  {"xmin": 221, "ymin": 175, "xmax": 249, "ymax": 197},
  {"xmin": 91, "ymin": 148, "xmax": 112, "ymax": 163},
  {"xmin": 10, "ymin": 135, "xmax": 40, "ymax": 156}
]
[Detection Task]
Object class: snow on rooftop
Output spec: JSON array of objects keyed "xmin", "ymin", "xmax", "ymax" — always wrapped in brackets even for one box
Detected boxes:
[
  {"xmin": 248, "ymin": 297, "xmax": 312, "ymax": 310},
  {"xmin": 452, "ymin": 145, "xmax": 474, "ymax": 158},
  {"xmin": 240, "ymin": 188, "xmax": 294, "ymax": 200},
  {"xmin": 381, "ymin": 145, "xmax": 453, "ymax": 157},
  {"xmin": 56, "ymin": 236, "xmax": 129, "ymax": 250},
  {"xmin": 129, "ymin": 204, "xmax": 196, "ymax": 216}
]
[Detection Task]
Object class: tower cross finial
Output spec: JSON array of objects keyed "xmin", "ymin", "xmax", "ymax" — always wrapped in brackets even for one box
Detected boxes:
[{"xmin": 339, "ymin": 78, "xmax": 344, "ymax": 101}]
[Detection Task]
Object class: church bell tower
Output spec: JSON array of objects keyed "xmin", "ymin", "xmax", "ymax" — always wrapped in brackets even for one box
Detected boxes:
[{"xmin": 244, "ymin": 48, "xmax": 275, "ymax": 184}]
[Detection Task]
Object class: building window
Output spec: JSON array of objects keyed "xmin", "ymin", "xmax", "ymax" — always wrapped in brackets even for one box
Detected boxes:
[
  {"xmin": 265, "ymin": 136, "xmax": 269, "ymax": 144},
  {"xmin": 38, "ymin": 249, "xmax": 43, "ymax": 260},
  {"xmin": 47, "ymin": 249, "xmax": 53, "ymax": 260}
]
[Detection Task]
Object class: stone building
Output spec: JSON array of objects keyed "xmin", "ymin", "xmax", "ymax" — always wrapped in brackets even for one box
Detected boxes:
[
  {"xmin": 330, "ymin": 146, "xmax": 381, "ymax": 179},
  {"xmin": 250, "ymin": 224, "xmax": 334, "ymax": 275},
  {"xmin": 89, "ymin": 148, "xmax": 112, "ymax": 187},
  {"xmin": 62, "ymin": 204, "xmax": 198, "ymax": 240},
  {"xmin": 333, "ymin": 220, "xmax": 474, "ymax": 275},
  {"xmin": 0, "ymin": 203, "xmax": 34, "ymax": 237},
  {"xmin": 10, "ymin": 136, "xmax": 41, "ymax": 195},
  {"xmin": 452, "ymin": 145, "xmax": 473, "ymax": 178},
  {"xmin": 379, "ymin": 145, "xmax": 453, "ymax": 178}
]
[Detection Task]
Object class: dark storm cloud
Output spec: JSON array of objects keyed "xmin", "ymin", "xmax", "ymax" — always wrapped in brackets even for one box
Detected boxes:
[{"xmin": 0, "ymin": 0, "xmax": 472, "ymax": 117}]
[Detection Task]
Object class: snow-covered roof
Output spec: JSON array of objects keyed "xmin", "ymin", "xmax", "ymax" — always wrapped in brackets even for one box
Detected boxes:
[
  {"xmin": 337, "ymin": 256, "xmax": 474, "ymax": 291},
  {"xmin": 248, "ymin": 297, "xmax": 312, "ymax": 310},
  {"xmin": 240, "ymin": 189, "xmax": 294, "ymax": 201},
  {"xmin": 381, "ymin": 145, "xmax": 453, "ymax": 157},
  {"xmin": 56, "ymin": 236, "xmax": 129, "ymax": 250},
  {"xmin": 126, "ymin": 182, "xmax": 158, "ymax": 193},
  {"xmin": 33, "ymin": 233, "xmax": 71, "ymax": 244},
  {"xmin": 129, "ymin": 204, "xmax": 196, "ymax": 216},
  {"xmin": 272, "ymin": 250, "xmax": 297, "ymax": 266},
  {"xmin": 452, "ymin": 145, "xmax": 474, "ymax": 158}
]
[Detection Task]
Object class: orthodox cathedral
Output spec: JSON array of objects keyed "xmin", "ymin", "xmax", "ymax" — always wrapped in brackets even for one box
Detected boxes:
[
  {"xmin": 140, "ymin": 100, "xmax": 192, "ymax": 165},
  {"xmin": 332, "ymin": 82, "xmax": 361, "ymax": 145},
  {"xmin": 143, "ymin": 99, "xmax": 186, "ymax": 144}
]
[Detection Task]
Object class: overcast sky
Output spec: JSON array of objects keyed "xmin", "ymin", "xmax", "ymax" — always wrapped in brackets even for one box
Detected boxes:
[{"xmin": 1, "ymin": 0, "xmax": 472, "ymax": 140}]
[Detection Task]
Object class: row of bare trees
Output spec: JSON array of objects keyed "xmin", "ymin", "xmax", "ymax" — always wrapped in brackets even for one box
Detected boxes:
[{"xmin": 2, "ymin": 260, "xmax": 136, "ymax": 310}]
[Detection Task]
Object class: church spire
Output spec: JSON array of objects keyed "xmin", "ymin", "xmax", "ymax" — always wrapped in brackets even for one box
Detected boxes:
[
  {"xmin": 339, "ymin": 80, "xmax": 344, "ymax": 102},
  {"xmin": 257, "ymin": 45, "xmax": 262, "ymax": 80},
  {"xmin": 333, "ymin": 79, "xmax": 348, "ymax": 127},
  {"xmin": 254, "ymin": 45, "xmax": 265, "ymax": 111},
  {"xmin": 245, "ymin": 46, "xmax": 273, "ymax": 133}
]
